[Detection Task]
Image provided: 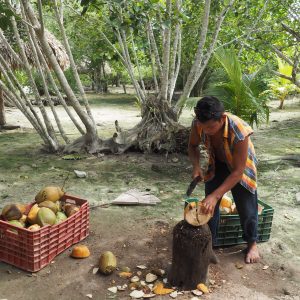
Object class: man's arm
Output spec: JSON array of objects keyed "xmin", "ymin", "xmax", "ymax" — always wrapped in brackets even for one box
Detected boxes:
[
  {"xmin": 201, "ymin": 136, "xmax": 249, "ymax": 215},
  {"xmin": 188, "ymin": 123, "xmax": 203, "ymax": 179}
]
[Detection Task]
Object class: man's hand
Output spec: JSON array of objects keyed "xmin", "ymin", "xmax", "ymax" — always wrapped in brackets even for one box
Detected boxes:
[
  {"xmin": 201, "ymin": 194, "xmax": 219, "ymax": 215},
  {"xmin": 192, "ymin": 167, "xmax": 203, "ymax": 180}
]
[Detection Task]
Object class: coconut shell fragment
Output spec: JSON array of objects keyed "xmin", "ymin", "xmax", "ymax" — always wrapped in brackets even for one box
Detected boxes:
[
  {"xmin": 71, "ymin": 245, "xmax": 90, "ymax": 258},
  {"xmin": 153, "ymin": 282, "xmax": 174, "ymax": 295}
]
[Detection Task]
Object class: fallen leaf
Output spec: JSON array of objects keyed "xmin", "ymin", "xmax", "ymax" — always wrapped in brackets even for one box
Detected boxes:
[
  {"xmin": 262, "ymin": 265, "xmax": 269, "ymax": 270},
  {"xmin": 92, "ymin": 268, "xmax": 99, "ymax": 275},
  {"xmin": 86, "ymin": 294, "xmax": 93, "ymax": 299}
]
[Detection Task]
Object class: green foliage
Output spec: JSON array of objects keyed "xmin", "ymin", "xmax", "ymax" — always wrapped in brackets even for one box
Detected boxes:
[
  {"xmin": 186, "ymin": 48, "xmax": 271, "ymax": 126},
  {"xmin": 268, "ymin": 57, "xmax": 300, "ymax": 108},
  {"xmin": 0, "ymin": 4, "xmax": 14, "ymax": 30}
]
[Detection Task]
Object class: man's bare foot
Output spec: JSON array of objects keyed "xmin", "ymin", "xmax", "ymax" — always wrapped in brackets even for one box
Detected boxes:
[{"xmin": 245, "ymin": 242, "xmax": 260, "ymax": 263}]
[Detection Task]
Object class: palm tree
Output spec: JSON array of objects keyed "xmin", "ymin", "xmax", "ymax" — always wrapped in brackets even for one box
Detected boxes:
[
  {"xmin": 186, "ymin": 47, "xmax": 270, "ymax": 126},
  {"xmin": 269, "ymin": 57, "xmax": 300, "ymax": 109}
]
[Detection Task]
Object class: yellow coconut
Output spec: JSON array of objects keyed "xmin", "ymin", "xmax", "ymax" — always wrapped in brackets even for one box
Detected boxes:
[
  {"xmin": 220, "ymin": 195, "xmax": 233, "ymax": 209},
  {"xmin": 35, "ymin": 186, "xmax": 64, "ymax": 204},
  {"xmin": 27, "ymin": 204, "xmax": 40, "ymax": 224}
]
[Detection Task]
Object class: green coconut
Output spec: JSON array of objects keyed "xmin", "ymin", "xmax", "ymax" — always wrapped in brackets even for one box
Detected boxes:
[
  {"xmin": 99, "ymin": 251, "xmax": 117, "ymax": 275},
  {"xmin": 38, "ymin": 200, "xmax": 58, "ymax": 214},
  {"xmin": 36, "ymin": 207, "xmax": 56, "ymax": 227},
  {"xmin": 55, "ymin": 211, "xmax": 67, "ymax": 224},
  {"xmin": 8, "ymin": 220, "xmax": 25, "ymax": 228}
]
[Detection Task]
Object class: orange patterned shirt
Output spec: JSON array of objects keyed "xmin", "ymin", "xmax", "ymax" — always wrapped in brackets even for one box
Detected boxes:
[{"xmin": 189, "ymin": 113, "xmax": 258, "ymax": 194}]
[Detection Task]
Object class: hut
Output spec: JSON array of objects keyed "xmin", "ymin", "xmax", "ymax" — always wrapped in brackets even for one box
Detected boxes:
[{"xmin": 0, "ymin": 29, "xmax": 69, "ymax": 128}]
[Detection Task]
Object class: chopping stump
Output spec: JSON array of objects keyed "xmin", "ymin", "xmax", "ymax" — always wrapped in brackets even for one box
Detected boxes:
[{"xmin": 168, "ymin": 220, "xmax": 218, "ymax": 290}]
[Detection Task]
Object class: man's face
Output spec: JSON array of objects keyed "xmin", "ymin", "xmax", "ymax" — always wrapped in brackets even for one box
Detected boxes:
[{"xmin": 198, "ymin": 117, "xmax": 224, "ymax": 136}]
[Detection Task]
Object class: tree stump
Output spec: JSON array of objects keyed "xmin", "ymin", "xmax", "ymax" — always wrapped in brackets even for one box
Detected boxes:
[{"xmin": 168, "ymin": 220, "xmax": 218, "ymax": 290}]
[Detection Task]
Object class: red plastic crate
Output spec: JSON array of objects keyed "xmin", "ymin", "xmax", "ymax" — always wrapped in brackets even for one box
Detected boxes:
[{"xmin": 0, "ymin": 194, "xmax": 89, "ymax": 272}]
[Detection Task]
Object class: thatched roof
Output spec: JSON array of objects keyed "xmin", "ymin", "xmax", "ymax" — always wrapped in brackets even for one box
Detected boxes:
[{"xmin": 0, "ymin": 29, "xmax": 70, "ymax": 71}]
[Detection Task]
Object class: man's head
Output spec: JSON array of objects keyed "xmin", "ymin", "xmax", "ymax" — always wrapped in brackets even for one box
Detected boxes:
[{"xmin": 194, "ymin": 96, "xmax": 225, "ymax": 136}]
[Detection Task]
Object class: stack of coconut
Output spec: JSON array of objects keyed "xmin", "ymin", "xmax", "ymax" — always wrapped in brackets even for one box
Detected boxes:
[
  {"xmin": 219, "ymin": 194, "xmax": 264, "ymax": 215},
  {"xmin": 219, "ymin": 195, "xmax": 237, "ymax": 215},
  {"xmin": 0, "ymin": 186, "xmax": 80, "ymax": 231},
  {"xmin": 70, "ymin": 248, "xmax": 210, "ymax": 299}
]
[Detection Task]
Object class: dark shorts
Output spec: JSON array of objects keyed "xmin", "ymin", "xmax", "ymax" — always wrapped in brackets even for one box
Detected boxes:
[{"xmin": 205, "ymin": 160, "xmax": 258, "ymax": 246}]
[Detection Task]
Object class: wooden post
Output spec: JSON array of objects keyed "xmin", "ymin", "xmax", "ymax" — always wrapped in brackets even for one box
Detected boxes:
[
  {"xmin": 0, "ymin": 71, "xmax": 6, "ymax": 126},
  {"xmin": 168, "ymin": 220, "xmax": 218, "ymax": 290}
]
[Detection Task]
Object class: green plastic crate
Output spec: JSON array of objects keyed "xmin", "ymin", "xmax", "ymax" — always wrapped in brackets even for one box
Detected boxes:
[
  {"xmin": 215, "ymin": 199, "xmax": 274, "ymax": 247},
  {"xmin": 184, "ymin": 198, "xmax": 274, "ymax": 247}
]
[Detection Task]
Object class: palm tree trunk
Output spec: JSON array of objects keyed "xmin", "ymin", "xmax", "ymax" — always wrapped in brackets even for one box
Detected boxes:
[{"xmin": 0, "ymin": 72, "xmax": 6, "ymax": 126}]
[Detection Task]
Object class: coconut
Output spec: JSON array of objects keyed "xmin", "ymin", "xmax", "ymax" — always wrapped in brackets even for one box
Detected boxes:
[
  {"xmin": 64, "ymin": 204, "xmax": 80, "ymax": 217},
  {"xmin": 27, "ymin": 224, "xmax": 41, "ymax": 231},
  {"xmin": 38, "ymin": 200, "xmax": 58, "ymax": 214},
  {"xmin": 36, "ymin": 207, "xmax": 56, "ymax": 227},
  {"xmin": 8, "ymin": 220, "xmax": 24, "ymax": 228},
  {"xmin": 184, "ymin": 202, "xmax": 211, "ymax": 226},
  {"xmin": 35, "ymin": 186, "xmax": 64, "ymax": 204},
  {"xmin": 27, "ymin": 204, "xmax": 40, "ymax": 224},
  {"xmin": 1, "ymin": 204, "xmax": 23, "ymax": 221},
  {"xmin": 55, "ymin": 211, "xmax": 67, "ymax": 224},
  {"xmin": 99, "ymin": 251, "xmax": 117, "ymax": 275},
  {"xmin": 19, "ymin": 214, "xmax": 27, "ymax": 225}
]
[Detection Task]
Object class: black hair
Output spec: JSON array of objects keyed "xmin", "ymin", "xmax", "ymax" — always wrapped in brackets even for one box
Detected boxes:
[{"xmin": 194, "ymin": 96, "xmax": 225, "ymax": 122}]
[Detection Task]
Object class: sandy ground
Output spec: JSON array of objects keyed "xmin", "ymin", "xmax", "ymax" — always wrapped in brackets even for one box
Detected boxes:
[{"xmin": 0, "ymin": 94, "xmax": 300, "ymax": 300}]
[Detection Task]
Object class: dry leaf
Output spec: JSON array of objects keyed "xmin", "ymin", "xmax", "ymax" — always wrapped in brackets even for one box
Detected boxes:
[{"xmin": 262, "ymin": 265, "xmax": 269, "ymax": 270}]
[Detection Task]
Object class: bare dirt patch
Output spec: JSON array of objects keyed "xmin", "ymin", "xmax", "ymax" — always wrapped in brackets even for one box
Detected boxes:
[{"xmin": 0, "ymin": 96, "xmax": 300, "ymax": 299}]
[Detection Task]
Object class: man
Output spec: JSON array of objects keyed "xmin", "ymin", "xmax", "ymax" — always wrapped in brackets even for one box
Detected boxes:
[{"xmin": 188, "ymin": 96, "xmax": 260, "ymax": 263}]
